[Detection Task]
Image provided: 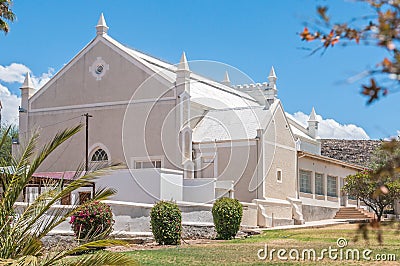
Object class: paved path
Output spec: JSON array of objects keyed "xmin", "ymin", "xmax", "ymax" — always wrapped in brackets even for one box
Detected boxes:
[{"xmin": 262, "ymin": 219, "xmax": 349, "ymax": 231}]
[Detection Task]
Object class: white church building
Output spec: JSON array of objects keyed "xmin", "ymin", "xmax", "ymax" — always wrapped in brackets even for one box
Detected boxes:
[{"xmin": 14, "ymin": 14, "xmax": 365, "ymax": 227}]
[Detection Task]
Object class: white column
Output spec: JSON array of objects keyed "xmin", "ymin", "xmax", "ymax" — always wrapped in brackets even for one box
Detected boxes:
[
  {"xmin": 336, "ymin": 177, "xmax": 340, "ymax": 201},
  {"xmin": 311, "ymin": 172, "xmax": 315, "ymax": 199}
]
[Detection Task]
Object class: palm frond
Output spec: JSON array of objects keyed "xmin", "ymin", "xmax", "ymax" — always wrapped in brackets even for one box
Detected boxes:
[
  {"xmin": 0, "ymin": 255, "xmax": 39, "ymax": 266},
  {"xmin": 0, "ymin": 125, "xmax": 11, "ymax": 151},
  {"xmin": 1, "ymin": 132, "xmax": 39, "ymax": 214},
  {"xmin": 27, "ymin": 125, "xmax": 82, "ymax": 177},
  {"xmin": 0, "ymin": 124, "xmax": 132, "ymax": 265},
  {"xmin": 43, "ymin": 240, "xmax": 132, "ymax": 266},
  {"xmin": 67, "ymin": 239, "xmax": 127, "ymax": 255},
  {"xmin": 13, "ymin": 167, "xmax": 117, "ymax": 242},
  {"xmin": 56, "ymin": 251, "xmax": 138, "ymax": 266}
]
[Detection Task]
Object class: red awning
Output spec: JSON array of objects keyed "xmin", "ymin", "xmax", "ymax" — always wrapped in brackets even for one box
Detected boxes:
[{"xmin": 32, "ymin": 171, "xmax": 77, "ymax": 180}]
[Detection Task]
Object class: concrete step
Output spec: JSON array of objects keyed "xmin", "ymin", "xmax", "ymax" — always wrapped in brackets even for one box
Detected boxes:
[{"xmin": 334, "ymin": 207, "xmax": 375, "ymax": 220}]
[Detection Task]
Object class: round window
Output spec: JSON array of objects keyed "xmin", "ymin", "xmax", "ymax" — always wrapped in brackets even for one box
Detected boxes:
[
  {"xmin": 95, "ymin": 65, "xmax": 104, "ymax": 74},
  {"xmin": 90, "ymin": 57, "xmax": 109, "ymax": 80}
]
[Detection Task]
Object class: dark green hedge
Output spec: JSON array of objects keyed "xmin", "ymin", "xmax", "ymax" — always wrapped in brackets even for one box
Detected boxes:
[
  {"xmin": 150, "ymin": 201, "xmax": 182, "ymax": 245},
  {"xmin": 212, "ymin": 197, "xmax": 243, "ymax": 240}
]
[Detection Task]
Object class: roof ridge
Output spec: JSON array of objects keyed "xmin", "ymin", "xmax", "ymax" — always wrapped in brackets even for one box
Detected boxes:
[
  {"xmin": 105, "ymin": 35, "xmax": 261, "ymax": 104},
  {"xmin": 121, "ymin": 43, "xmax": 176, "ymax": 68},
  {"xmin": 208, "ymin": 105, "xmax": 265, "ymax": 112}
]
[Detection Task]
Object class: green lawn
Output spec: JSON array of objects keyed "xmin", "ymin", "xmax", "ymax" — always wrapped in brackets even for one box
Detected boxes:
[{"xmin": 125, "ymin": 223, "xmax": 400, "ymax": 265}]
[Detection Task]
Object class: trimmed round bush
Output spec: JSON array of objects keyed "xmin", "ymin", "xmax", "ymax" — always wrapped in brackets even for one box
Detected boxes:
[
  {"xmin": 150, "ymin": 201, "xmax": 182, "ymax": 245},
  {"xmin": 69, "ymin": 201, "xmax": 114, "ymax": 241},
  {"xmin": 212, "ymin": 197, "xmax": 243, "ymax": 240}
]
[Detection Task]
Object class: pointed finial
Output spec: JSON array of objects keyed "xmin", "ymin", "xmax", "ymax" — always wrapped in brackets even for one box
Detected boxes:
[
  {"xmin": 21, "ymin": 72, "xmax": 34, "ymax": 89},
  {"xmin": 96, "ymin": 13, "xmax": 109, "ymax": 36},
  {"xmin": 222, "ymin": 71, "xmax": 231, "ymax": 86},
  {"xmin": 309, "ymin": 107, "xmax": 317, "ymax": 121},
  {"xmin": 178, "ymin": 51, "xmax": 190, "ymax": 71},
  {"xmin": 267, "ymin": 66, "xmax": 278, "ymax": 96},
  {"xmin": 223, "ymin": 71, "xmax": 230, "ymax": 82},
  {"xmin": 268, "ymin": 66, "xmax": 277, "ymax": 81}
]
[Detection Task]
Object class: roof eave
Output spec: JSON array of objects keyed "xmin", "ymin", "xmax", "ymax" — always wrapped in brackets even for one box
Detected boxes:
[{"xmin": 298, "ymin": 150, "xmax": 366, "ymax": 171}]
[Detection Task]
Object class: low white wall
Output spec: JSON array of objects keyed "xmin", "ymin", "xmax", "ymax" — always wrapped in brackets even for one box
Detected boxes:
[
  {"xmin": 183, "ymin": 178, "xmax": 216, "ymax": 203},
  {"xmin": 106, "ymin": 200, "xmax": 256, "ymax": 232},
  {"xmin": 252, "ymin": 198, "xmax": 294, "ymax": 227},
  {"xmin": 241, "ymin": 202, "xmax": 258, "ymax": 227},
  {"xmin": 95, "ymin": 169, "xmax": 183, "ymax": 204},
  {"xmin": 45, "ymin": 200, "xmax": 216, "ymax": 233},
  {"xmin": 253, "ymin": 198, "xmax": 292, "ymax": 219},
  {"xmin": 14, "ymin": 200, "xmax": 256, "ymax": 235},
  {"xmin": 14, "ymin": 202, "xmax": 73, "ymax": 232},
  {"xmin": 161, "ymin": 171, "xmax": 183, "ymax": 201}
]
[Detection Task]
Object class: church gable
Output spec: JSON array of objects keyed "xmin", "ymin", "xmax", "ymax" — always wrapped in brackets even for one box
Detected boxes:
[
  {"xmin": 270, "ymin": 102, "xmax": 296, "ymax": 149},
  {"xmin": 29, "ymin": 38, "xmax": 173, "ymax": 111}
]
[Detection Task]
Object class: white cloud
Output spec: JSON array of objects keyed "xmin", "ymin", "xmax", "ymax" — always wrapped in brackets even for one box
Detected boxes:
[
  {"xmin": 0, "ymin": 83, "xmax": 20, "ymax": 125},
  {"xmin": 0, "ymin": 63, "xmax": 30, "ymax": 83},
  {"xmin": 287, "ymin": 111, "xmax": 370, "ymax": 140},
  {"xmin": 0, "ymin": 63, "xmax": 54, "ymax": 125},
  {"xmin": 31, "ymin": 68, "xmax": 54, "ymax": 90},
  {"xmin": 384, "ymin": 130, "xmax": 400, "ymax": 141}
]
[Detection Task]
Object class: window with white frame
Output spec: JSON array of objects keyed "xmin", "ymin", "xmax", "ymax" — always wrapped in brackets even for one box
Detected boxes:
[
  {"xmin": 277, "ymin": 169, "xmax": 282, "ymax": 183},
  {"xmin": 299, "ymin": 170, "xmax": 312, "ymax": 193},
  {"xmin": 327, "ymin": 175, "xmax": 337, "ymax": 197},
  {"xmin": 315, "ymin": 173, "xmax": 324, "ymax": 195},
  {"xmin": 134, "ymin": 160, "xmax": 161, "ymax": 169}
]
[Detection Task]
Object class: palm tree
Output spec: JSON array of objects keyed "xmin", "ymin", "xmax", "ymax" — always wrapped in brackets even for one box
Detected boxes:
[
  {"xmin": 0, "ymin": 125, "xmax": 137, "ymax": 265},
  {"xmin": 0, "ymin": 0, "xmax": 15, "ymax": 34}
]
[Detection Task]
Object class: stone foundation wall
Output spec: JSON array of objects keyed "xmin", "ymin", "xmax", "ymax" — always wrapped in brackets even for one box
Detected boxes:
[
  {"xmin": 42, "ymin": 234, "xmax": 77, "ymax": 251},
  {"xmin": 182, "ymin": 224, "xmax": 216, "ymax": 239},
  {"xmin": 302, "ymin": 205, "xmax": 339, "ymax": 222},
  {"xmin": 42, "ymin": 224, "xmax": 219, "ymax": 250}
]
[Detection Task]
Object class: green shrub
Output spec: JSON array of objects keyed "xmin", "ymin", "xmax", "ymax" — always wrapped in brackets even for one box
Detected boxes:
[
  {"xmin": 150, "ymin": 201, "xmax": 182, "ymax": 245},
  {"xmin": 212, "ymin": 197, "xmax": 243, "ymax": 240},
  {"xmin": 70, "ymin": 201, "xmax": 114, "ymax": 241}
]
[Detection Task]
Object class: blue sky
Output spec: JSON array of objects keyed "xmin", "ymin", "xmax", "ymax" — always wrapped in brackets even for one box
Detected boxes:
[{"xmin": 0, "ymin": 0, "xmax": 398, "ymax": 139}]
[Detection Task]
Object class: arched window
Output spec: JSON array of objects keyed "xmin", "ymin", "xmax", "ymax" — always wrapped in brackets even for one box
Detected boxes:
[{"xmin": 91, "ymin": 149, "xmax": 108, "ymax": 162}]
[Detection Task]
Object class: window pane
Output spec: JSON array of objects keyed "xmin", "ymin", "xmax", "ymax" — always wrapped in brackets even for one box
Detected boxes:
[
  {"xmin": 135, "ymin": 160, "xmax": 161, "ymax": 169},
  {"xmin": 91, "ymin": 149, "xmax": 108, "ymax": 162},
  {"xmin": 277, "ymin": 170, "xmax": 282, "ymax": 182},
  {"xmin": 315, "ymin": 173, "xmax": 324, "ymax": 195},
  {"xmin": 327, "ymin": 176, "xmax": 337, "ymax": 197},
  {"xmin": 142, "ymin": 162, "xmax": 153, "ymax": 168},
  {"xmin": 299, "ymin": 170, "xmax": 311, "ymax": 193},
  {"xmin": 79, "ymin": 192, "xmax": 91, "ymax": 205}
]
